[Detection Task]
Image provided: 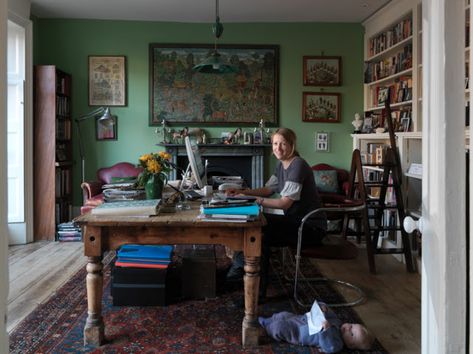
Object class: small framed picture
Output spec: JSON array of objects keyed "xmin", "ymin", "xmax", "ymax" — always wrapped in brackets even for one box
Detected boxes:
[
  {"xmin": 303, "ymin": 56, "xmax": 341, "ymax": 86},
  {"xmin": 377, "ymin": 87, "xmax": 389, "ymax": 106},
  {"xmin": 302, "ymin": 92, "xmax": 341, "ymax": 123},
  {"xmin": 96, "ymin": 115, "xmax": 117, "ymax": 140},
  {"xmin": 315, "ymin": 131, "xmax": 330, "ymax": 152},
  {"xmin": 400, "ymin": 117, "xmax": 411, "ymax": 132},
  {"xmin": 362, "ymin": 117, "xmax": 373, "ymax": 133},
  {"xmin": 89, "ymin": 55, "xmax": 127, "ymax": 106}
]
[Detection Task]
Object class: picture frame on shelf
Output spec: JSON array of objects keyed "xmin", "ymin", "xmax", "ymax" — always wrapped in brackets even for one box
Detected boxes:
[
  {"xmin": 96, "ymin": 115, "xmax": 117, "ymax": 140},
  {"xmin": 315, "ymin": 131, "xmax": 329, "ymax": 152},
  {"xmin": 362, "ymin": 117, "xmax": 373, "ymax": 133},
  {"xmin": 303, "ymin": 56, "xmax": 341, "ymax": 86},
  {"xmin": 88, "ymin": 55, "xmax": 127, "ymax": 106},
  {"xmin": 149, "ymin": 43, "xmax": 279, "ymax": 126},
  {"xmin": 377, "ymin": 87, "xmax": 389, "ymax": 107},
  {"xmin": 302, "ymin": 92, "xmax": 341, "ymax": 123},
  {"xmin": 400, "ymin": 117, "xmax": 411, "ymax": 132}
]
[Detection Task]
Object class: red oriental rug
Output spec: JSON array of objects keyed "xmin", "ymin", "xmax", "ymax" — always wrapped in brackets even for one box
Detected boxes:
[{"xmin": 9, "ymin": 246, "xmax": 387, "ymax": 353}]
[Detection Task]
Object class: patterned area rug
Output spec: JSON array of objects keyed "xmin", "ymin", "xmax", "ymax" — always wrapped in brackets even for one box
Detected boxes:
[{"xmin": 9, "ymin": 246, "xmax": 387, "ymax": 353}]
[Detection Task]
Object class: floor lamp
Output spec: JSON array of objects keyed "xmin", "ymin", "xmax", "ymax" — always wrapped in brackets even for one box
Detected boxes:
[{"xmin": 75, "ymin": 107, "xmax": 115, "ymax": 183}]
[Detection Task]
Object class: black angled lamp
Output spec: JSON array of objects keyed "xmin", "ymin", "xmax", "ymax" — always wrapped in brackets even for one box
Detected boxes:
[
  {"xmin": 75, "ymin": 107, "xmax": 115, "ymax": 183},
  {"xmin": 192, "ymin": 0, "xmax": 238, "ymax": 74}
]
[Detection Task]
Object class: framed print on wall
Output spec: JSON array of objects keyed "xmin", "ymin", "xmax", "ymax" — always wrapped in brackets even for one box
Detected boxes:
[
  {"xmin": 302, "ymin": 92, "xmax": 341, "ymax": 123},
  {"xmin": 315, "ymin": 131, "xmax": 330, "ymax": 152},
  {"xmin": 149, "ymin": 43, "xmax": 279, "ymax": 126},
  {"xmin": 303, "ymin": 56, "xmax": 341, "ymax": 86},
  {"xmin": 96, "ymin": 115, "xmax": 117, "ymax": 140},
  {"xmin": 88, "ymin": 55, "xmax": 126, "ymax": 106}
]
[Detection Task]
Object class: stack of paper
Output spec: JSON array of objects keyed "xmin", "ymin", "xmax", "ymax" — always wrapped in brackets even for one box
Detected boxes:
[
  {"xmin": 91, "ymin": 199, "xmax": 161, "ymax": 216},
  {"xmin": 199, "ymin": 201, "xmax": 260, "ymax": 222},
  {"xmin": 115, "ymin": 244, "xmax": 174, "ymax": 269}
]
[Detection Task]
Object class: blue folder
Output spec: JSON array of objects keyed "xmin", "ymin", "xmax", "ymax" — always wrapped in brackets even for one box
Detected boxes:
[
  {"xmin": 202, "ymin": 203, "xmax": 260, "ymax": 216},
  {"xmin": 117, "ymin": 244, "xmax": 174, "ymax": 261}
]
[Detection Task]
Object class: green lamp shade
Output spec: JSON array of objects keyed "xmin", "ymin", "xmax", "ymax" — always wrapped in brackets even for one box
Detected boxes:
[{"xmin": 192, "ymin": 51, "xmax": 238, "ymax": 74}]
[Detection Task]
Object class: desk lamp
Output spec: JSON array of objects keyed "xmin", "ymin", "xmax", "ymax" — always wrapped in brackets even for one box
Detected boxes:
[{"xmin": 75, "ymin": 107, "xmax": 115, "ymax": 183}]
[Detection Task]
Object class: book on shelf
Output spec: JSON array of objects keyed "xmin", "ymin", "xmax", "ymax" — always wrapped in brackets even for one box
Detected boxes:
[{"xmin": 91, "ymin": 199, "xmax": 161, "ymax": 216}]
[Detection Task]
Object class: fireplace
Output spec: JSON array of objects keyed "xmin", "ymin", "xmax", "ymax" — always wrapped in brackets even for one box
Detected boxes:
[{"xmin": 160, "ymin": 143, "xmax": 270, "ymax": 188}]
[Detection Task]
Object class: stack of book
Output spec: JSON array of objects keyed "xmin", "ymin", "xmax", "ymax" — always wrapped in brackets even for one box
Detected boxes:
[
  {"xmin": 199, "ymin": 198, "xmax": 260, "ymax": 222},
  {"xmin": 112, "ymin": 244, "xmax": 174, "ymax": 306},
  {"xmin": 56, "ymin": 222, "xmax": 82, "ymax": 242},
  {"xmin": 115, "ymin": 244, "xmax": 174, "ymax": 269},
  {"xmin": 91, "ymin": 199, "xmax": 161, "ymax": 216}
]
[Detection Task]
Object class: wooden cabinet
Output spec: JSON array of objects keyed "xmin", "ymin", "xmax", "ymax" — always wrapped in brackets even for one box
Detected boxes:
[{"xmin": 33, "ymin": 65, "xmax": 73, "ymax": 240}]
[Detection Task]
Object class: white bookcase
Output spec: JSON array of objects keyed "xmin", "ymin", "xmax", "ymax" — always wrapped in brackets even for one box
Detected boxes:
[{"xmin": 356, "ymin": 0, "xmax": 422, "ymax": 259}]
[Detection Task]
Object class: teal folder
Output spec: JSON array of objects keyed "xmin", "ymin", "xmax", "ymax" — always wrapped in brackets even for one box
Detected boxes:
[
  {"xmin": 117, "ymin": 244, "xmax": 174, "ymax": 261},
  {"xmin": 202, "ymin": 203, "xmax": 260, "ymax": 216}
]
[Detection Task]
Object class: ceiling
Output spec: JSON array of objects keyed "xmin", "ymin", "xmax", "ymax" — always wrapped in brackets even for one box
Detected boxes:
[{"xmin": 30, "ymin": 0, "xmax": 391, "ymax": 23}]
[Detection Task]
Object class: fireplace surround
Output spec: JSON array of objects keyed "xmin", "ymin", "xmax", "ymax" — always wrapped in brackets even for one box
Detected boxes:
[{"xmin": 158, "ymin": 143, "xmax": 271, "ymax": 188}]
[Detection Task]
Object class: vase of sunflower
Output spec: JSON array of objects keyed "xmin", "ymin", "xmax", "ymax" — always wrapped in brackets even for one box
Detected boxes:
[{"xmin": 137, "ymin": 151, "xmax": 173, "ymax": 200}]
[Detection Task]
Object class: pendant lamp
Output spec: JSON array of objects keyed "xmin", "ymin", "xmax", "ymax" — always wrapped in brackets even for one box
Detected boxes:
[{"xmin": 192, "ymin": 0, "xmax": 238, "ymax": 74}]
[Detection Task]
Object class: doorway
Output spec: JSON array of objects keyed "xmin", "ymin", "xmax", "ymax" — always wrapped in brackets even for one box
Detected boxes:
[{"xmin": 7, "ymin": 16, "xmax": 33, "ymax": 245}]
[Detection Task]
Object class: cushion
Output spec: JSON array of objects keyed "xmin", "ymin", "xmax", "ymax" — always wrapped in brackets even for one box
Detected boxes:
[{"xmin": 313, "ymin": 170, "xmax": 339, "ymax": 194}]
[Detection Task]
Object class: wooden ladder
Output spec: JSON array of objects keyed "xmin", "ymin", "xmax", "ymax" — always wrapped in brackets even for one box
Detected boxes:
[{"xmin": 345, "ymin": 102, "xmax": 416, "ymax": 274}]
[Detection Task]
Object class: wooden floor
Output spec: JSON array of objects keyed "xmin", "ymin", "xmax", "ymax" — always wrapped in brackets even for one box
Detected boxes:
[
  {"xmin": 314, "ymin": 249, "xmax": 421, "ymax": 354},
  {"xmin": 7, "ymin": 242, "xmax": 421, "ymax": 353},
  {"xmin": 7, "ymin": 241, "xmax": 86, "ymax": 333}
]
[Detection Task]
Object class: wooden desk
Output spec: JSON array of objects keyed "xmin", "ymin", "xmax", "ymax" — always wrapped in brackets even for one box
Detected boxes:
[{"xmin": 74, "ymin": 203, "xmax": 264, "ymax": 347}]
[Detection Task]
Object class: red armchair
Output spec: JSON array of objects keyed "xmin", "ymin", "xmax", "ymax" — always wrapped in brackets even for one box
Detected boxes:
[
  {"xmin": 80, "ymin": 162, "xmax": 143, "ymax": 214},
  {"xmin": 312, "ymin": 163, "xmax": 350, "ymax": 205}
]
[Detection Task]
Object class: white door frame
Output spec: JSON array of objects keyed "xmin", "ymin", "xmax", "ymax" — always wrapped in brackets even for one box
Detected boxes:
[
  {"xmin": 0, "ymin": 0, "xmax": 9, "ymax": 350},
  {"xmin": 7, "ymin": 10, "xmax": 33, "ymax": 245},
  {"xmin": 422, "ymin": 0, "xmax": 467, "ymax": 352}
]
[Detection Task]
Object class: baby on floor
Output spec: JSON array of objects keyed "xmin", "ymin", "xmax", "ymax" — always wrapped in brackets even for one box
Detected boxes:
[{"xmin": 259, "ymin": 300, "xmax": 374, "ymax": 353}]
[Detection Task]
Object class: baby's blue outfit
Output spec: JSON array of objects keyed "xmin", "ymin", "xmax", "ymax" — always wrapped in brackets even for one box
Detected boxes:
[{"xmin": 258, "ymin": 302, "xmax": 344, "ymax": 353}]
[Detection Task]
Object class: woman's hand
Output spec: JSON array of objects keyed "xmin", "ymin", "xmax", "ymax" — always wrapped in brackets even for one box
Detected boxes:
[{"xmin": 225, "ymin": 188, "xmax": 242, "ymax": 196}]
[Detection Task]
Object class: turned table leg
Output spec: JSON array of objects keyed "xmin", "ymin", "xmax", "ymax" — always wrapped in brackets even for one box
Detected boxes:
[
  {"xmin": 83, "ymin": 256, "xmax": 104, "ymax": 346},
  {"xmin": 242, "ymin": 255, "xmax": 260, "ymax": 347}
]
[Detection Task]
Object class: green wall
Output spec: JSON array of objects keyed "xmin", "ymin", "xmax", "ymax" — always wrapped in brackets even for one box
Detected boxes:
[{"xmin": 33, "ymin": 19, "xmax": 364, "ymax": 207}]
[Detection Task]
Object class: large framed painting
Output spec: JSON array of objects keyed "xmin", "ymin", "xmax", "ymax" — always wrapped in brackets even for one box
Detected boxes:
[
  {"xmin": 303, "ymin": 56, "xmax": 341, "ymax": 86},
  {"xmin": 88, "ymin": 55, "xmax": 126, "ymax": 106},
  {"xmin": 149, "ymin": 44, "xmax": 279, "ymax": 126},
  {"xmin": 302, "ymin": 92, "xmax": 341, "ymax": 123}
]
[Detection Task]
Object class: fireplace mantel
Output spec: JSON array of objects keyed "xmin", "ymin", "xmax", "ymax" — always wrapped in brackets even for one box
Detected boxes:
[{"xmin": 158, "ymin": 143, "xmax": 271, "ymax": 188}]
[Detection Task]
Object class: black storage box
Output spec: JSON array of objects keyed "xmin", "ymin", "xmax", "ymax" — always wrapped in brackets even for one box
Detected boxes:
[
  {"xmin": 182, "ymin": 247, "xmax": 216, "ymax": 299},
  {"xmin": 111, "ymin": 264, "xmax": 168, "ymax": 306}
]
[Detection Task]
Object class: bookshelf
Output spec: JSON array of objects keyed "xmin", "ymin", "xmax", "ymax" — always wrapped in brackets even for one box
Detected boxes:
[
  {"xmin": 358, "ymin": 0, "xmax": 422, "ymax": 260},
  {"xmin": 33, "ymin": 65, "xmax": 73, "ymax": 241},
  {"xmin": 363, "ymin": 1, "xmax": 421, "ymax": 133}
]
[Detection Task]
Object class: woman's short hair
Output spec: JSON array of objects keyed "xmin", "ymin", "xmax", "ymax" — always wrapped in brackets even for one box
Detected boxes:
[{"xmin": 272, "ymin": 127, "xmax": 299, "ymax": 157}]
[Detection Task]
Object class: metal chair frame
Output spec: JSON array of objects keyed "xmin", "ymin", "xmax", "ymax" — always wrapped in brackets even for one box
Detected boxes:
[{"xmin": 292, "ymin": 204, "xmax": 368, "ymax": 308}]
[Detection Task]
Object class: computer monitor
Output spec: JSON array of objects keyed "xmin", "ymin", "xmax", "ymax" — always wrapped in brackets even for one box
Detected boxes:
[{"xmin": 184, "ymin": 136, "xmax": 207, "ymax": 189}]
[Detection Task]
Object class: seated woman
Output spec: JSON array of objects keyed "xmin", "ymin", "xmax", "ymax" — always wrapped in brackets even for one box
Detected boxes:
[{"xmin": 225, "ymin": 127, "xmax": 327, "ymax": 297}]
